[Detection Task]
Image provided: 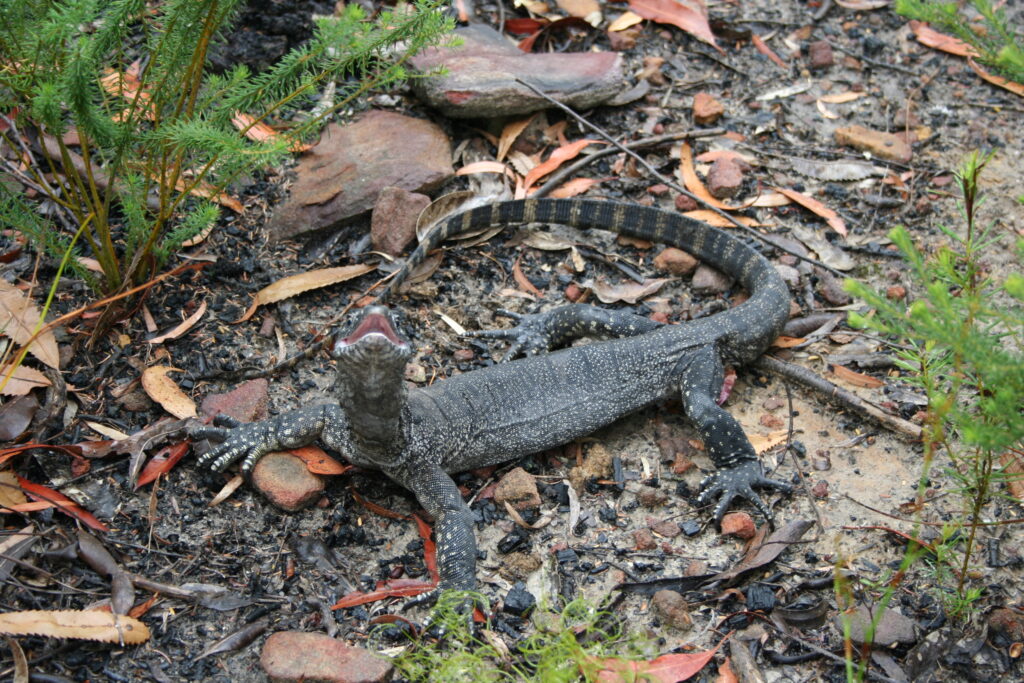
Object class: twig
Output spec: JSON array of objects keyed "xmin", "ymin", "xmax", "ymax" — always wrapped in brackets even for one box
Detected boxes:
[
  {"xmin": 755, "ymin": 355, "xmax": 923, "ymax": 441},
  {"xmin": 532, "ymin": 128, "xmax": 724, "ymax": 198},
  {"xmin": 812, "ymin": 0, "xmax": 833, "ymax": 22},
  {"xmin": 514, "ymin": 78, "xmax": 846, "ymax": 278},
  {"xmin": 832, "ymin": 44, "xmax": 921, "ymax": 77},
  {"xmin": 782, "ymin": 381, "xmax": 828, "ymax": 531}
]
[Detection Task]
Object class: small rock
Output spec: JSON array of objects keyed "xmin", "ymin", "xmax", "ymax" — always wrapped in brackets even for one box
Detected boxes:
[
  {"xmin": 269, "ymin": 112, "xmax": 452, "ymax": 240},
  {"xmin": 817, "ymin": 271, "xmax": 852, "ymax": 306},
  {"xmin": 633, "ymin": 529, "xmax": 657, "ymax": 550},
  {"xmin": 568, "ymin": 444, "xmax": 614, "ymax": 493},
  {"xmin": 652, "ymin": 590, "xmax": 693, "ymax": 631},
  {"xmin": 684, "ymin": 559, "xmax": 707, "ymax": 575},
  {"xmin": 763, "ymin": 396, "xmax": 785, "ymax": 411},
  {"xmin": 498, "ymin": 552, "xmax": 542, "ymax": 581},
  {"xmin": 691, "ymin": 264, "xmax": 732, "ymax": 294},
  {"xmin": 680, "ymin": 520, "xmax": 702, "ymax": 537},
  {"xmin": 693, "ymin": 92, "xmax": 725, "ymax": 125},
  {"xmin": 200, "ymin": 379, "xmax": 269, "ymax": 422},
  {"xmin": 452, "ymin": 349, "xmax": 475, "ymax": 362},
  {"xmin": 775, "ymin": 264, "xmax": 801, "ymax": 289},
  {"xmin": 494, "ymin": 467, "xmax": 541, "ymax": 509},
  {"xmin": 565, "ymin": 282, "xmax": 584, "ymax": 302},
  {"xmin": 116, "ymin": 389, "xmax": 153, "ymax": 413},
  {"xmin": 261, "ymin": 631, "xmax": 394, "ymax": 683},
  {"xmin": 988, "ymin": 608, "xmax": 1024, "ymax": 642},
  {"xmin": 674, "ymin": 194, "xmax": 698, "ymax": 211},
  {"xmin": 886, "ymin": 285, "xmax": 906, "ymax": 300},
  {"xmin": 503, "ymin": 581, "xmax": 536, "ymax": 616},
  {"xmin": 837, "ymin": 605, "xmax": 917, "ymax": 647},
  {"xmin": 707, "ymin": 158, "xmax": 744, "ymax": 199},
  {"xmin": 653, "ymin": 247, "xmax": 698, "ymax": 276},
  {"xmin": 639, "ymin": 57, "xmax": 667, "ymax": 86},
  {"xmin": 647, "ymin": 517, "xmax": 682, "ymax": 538},
  {"xmin": 410, "ymin": 25, "xmax": 623, "ymax": 118},
  {"xmin": 370, "ymin": 187, "xmax": 431, "ymax": 257},
  {"xmin": 251, "ymin": 452, "xmax": 326, "ymax": 512},
  {"xmin": 720, "ymin": 511, "xmax": 756, "ymax": 540},
  {"xmin": 835, "ymin": 125, "xmax": 913, "ymax": 163},
  {"xmin": 811, "ymin": 480, "xmax": 829, "ymax": 499},
  {"xmin": 759, "ymin": 413, "xmax": 784, "ymax": 429},
  {"xmin": 608, "ymin": 26, "xmax": 640, "ymax": 51},
  {"xmin": 647, "ymin": 183, "xmax": 670, "ymax": 196},
  {"xmin": 637, "ymin": 486, "xmax": 669, "ymax": 508},
  {"xmin": 808, "ymin": 40, "xmax": 834, "ymax": 70}
]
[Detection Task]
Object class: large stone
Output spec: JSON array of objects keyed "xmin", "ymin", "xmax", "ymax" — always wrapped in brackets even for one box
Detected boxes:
[
  {"xmin": 410, "ymin": 25, "xmax": 623, "ymax": 118},
  {"xmin": 371, "ymin": 187, "xmax": 431, "ymax": 257},
  {"xmin": 268, "ymin": 111, "xmax": 451, "ymax": 240},
  {"xmin": 261, "ymin": 631, "xmax": 393, "ymax": 683},
  {"xmin": 706, "ymin": 157, "xmax": 744, "ymax": 199}
]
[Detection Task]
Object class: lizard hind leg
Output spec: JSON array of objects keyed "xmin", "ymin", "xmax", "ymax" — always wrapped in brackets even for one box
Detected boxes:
[
  {"xmin": 465, "ymin": 304, "xmax": 662, "ymax": 360},
  {"xmin": 676, "ymin": 345, "xmax": 792, "ymax": 523}
]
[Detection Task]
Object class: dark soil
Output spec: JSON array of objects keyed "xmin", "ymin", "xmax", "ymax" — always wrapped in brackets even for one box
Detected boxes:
[{"xmin": 3, "ymin": 1, "xmax": 1023, "ymax": 681}]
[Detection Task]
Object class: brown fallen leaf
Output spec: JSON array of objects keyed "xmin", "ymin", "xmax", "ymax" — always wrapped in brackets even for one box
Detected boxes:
[
  {"xmin": 498, "ymin": 115, "xmax": 537, "ymax": 162},
  {"xmin": 819, "ymin": 91, "xmax": 865, "ymax": 104},
  {"xmin": 748, "ymin": 429, "xmax": 789, "ymax": 453},
  {"xmin": 967, "ymin": 57, "xmax": 1024, "ymax": 98},
  {"xmin": 557, "ymin": 0, "xmax": 602, "ymax": 25},
  {"xmin": 0, "ymin": 365, "xmax": 50, "ymax": 397},
  {"xmin": 908, "ymin": 20, "xmax": 977, "ymax": 58},
  {"xmin": 590, "ymin": 277, "xmax": 669, "ymax": 304},
  {"xmin": 523, "ymin": 139, "xmax": 604, "ymax": 191},
  {"xmin": 752, "ymin": 33, "xmax": 786, "ymax": 68},
  {"xmin": 608, "ymin": 10, "xmax": 643, "ymax": 32},
  {"xmin": 773, "ymin": 187, "xmax": 847, "ymax": 237},
  {"xmin": 594, "ymin": 637, "xmax": 726, "ymax": 682},
  {"xmin": 710, "ymin": 519, "xmax": 815, "ymax": 583},
  {"xmin": 237, "ymin": 263, "xmax": 376, "ymax": 322},
  {"xmin": 0, "ymin": 473, "xmax": 28, "ymax": 509},
  {"xmin": 0, "ymin": 610, "xmax": 149, "ymax": 644},
  {"xmin": 148, "ymin": 300, "xmax": 207, "ymax": 344},
  {"xmin": 681, "ymin": 210, "xmax": 761, "ymax": 228},
  {"xmin": 141, "ymin": 366, "xmax": 197, "ymax": 419},
  {"xmin": 628, "ymin": 0, "xmax": 720, "ymax": 52},
  {"xmin": 830, "ymin": 364, "xmax": 885, "ymax": 388},
  {"xmin": 513, "ymin": 254, "xmax": 543, "ymax": 297},
  {"xmin": 548, "ymin": 177, "xmax": 606, "ymax": 199},
  {"xmin": 289, "ymin": 446, "xmax": 352, "ymax": 475},
  {"xmin": 0, "ymin": 281, "xmax": 59, "ymax": 369}
]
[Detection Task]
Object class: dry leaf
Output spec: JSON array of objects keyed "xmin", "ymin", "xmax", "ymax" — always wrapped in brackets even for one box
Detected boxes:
[
  {"xmin": 556, "ymin": 0, "xmax": 602, "ymax": 26},
  {"xmin": 771, "ymin": 336, "xmax": 807, "ymax": 348},
  {"xmin": 456, "ymin": 161, "xmax": 517, "ymax": 178},
  {"xmin": 141, "ymin": 366, "xmax": 197, "ymax": 419},
  {"xmin": 608, "ymin": 10, "xmax": 643, "ymax": 31},
  {"xmin": 816, "ymin": 99, "xmax": 840, "ymax": 119},
  {"xmin": 289, "ymin": 446, "xmax": 351, "ymax": 475},
  {"xmin": 831, "ymin": 364, "xmax": 885, "ymax": 388},
  {"xmin": 590, "ymin": 277, "xmax": 669, "ymax": 304},
  {"xmin": 773, "ymin": 187, "xmax": 847, "ymax": 237},
  {"xmin": 681, "ymin": 210, "xmax": 761, "ymax": 227},
  {"xmin": 756, "ymin": 81, "xmax": 813, "ymax": 101},
  {"xmin": 209, "ymin": 474, "xmax": 245, "ymax": 507},
  {"xmin": 0, "ymin": 472, "xmax": 28, "ymax": 509},
  {"xmin": 0, "ymin": 364, "xmax": 51, "ymax": 397},
  {"xmin": 677, "ymin": 143, "xmax": 752, "ymax": 211},
  {"xmin": 237, "ymin": 264, "xmax": 376, "ymax": 322},
  {"xmin": 513, "ymin": 255, "xmax": 542, "ymax": 297},
  {"xmin": 0, "ymin": 281, "xmax": 59, "ymax": 369},
  {"xmin": 520, "ymin": 232, "xmax": 575, "ymax": 250},
  {"xmin": 967, "ymin": 57, "xmax": 1024, "ymax": 97},
  {"xmin": 438, "ymin": 312, "xmax": 467, "ymax": 336},
  {"xmin": 909, "ymin": 20, "xmax": 977, "ymax": 58},
  {"xmin": 498, "ymin": 115, "xmax": 537, "ymax": 162},
  {"xmin": 752, "ymin": 34, "xmax": 786, "ymax": 68},
  {"xmin": 628, "ymin": 0, "xmax": 719, "ymax": 51},
  {"xmin": 148, "ymin": 301, "xmax": 207, "ymax": 344},
  {"xmin": 748, "ymin": 429, "xmax": 789, "ymax": 453},
  {"xmin": 819, "ymin": 91, "xmax": 865, "ymax": 104},
  {"xmin": 85, "ymin": 421, "xmax": 130, "ymax": 440},
  {"xmin": 790, "ymin": 158, "xmax": 884, "ymax": 182},
  {"xmin": 523, "ymin": 139, "xmax": 603, "ymax": 190},
  {"xmin": 0, "ymin": 610, "xmax": 149, "ymax": 644},
  {"xmin": 548, "ymin": 177, "xmax": 605, "ymax": 199},
  {"xmin": 790, "ymin": 225, "xmax": 855, "ymax": 271}
]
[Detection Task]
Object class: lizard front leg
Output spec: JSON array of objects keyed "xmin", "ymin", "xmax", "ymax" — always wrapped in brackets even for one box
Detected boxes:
[
  {"xmin": 191, "ymin": 403, "xmax": 349, "ymax": 474},
  {"xmin": 467, "ymin": 305, "xmax": 661, "ymax": 359},
  {"xmin": 677, "ymin": 346, "xmax": 792, "ymax": 522}
]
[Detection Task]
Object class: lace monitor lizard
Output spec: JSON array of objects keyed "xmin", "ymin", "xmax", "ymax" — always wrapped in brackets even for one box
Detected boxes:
[{"xmin": 192, "ymin": 198, "xmax": 793, "ymax": 599}]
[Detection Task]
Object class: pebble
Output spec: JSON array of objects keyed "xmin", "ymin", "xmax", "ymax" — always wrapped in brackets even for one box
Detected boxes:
[
  {"xmin": 251, "ymin": 453, "xmax": 326, "ymax": 512},
  {"xmin": 720, "ymin": 511, "xmax": 756, "ymax": 540},
  {"xmin": 653, "ymin": 247, "xmax": 698, "ymax": 276},
  {"xmin": 693, "ymin": 92, "xmax": 725, "ymax": 125},
  {"xmin": 652, "ymin": 590, "xmax": 693, "ymax": 631},
  {"xmin": 691, "ymin": 264, "xmax": 732, "ymax": 294},
  {"xmin": 809, "ymin": 40, "xmax": 834, "ymax": 70},
  {"xmin": 260, "ymin": 631, "xmax": 394, "ymax": 683},
  {"xmin": 706, "ymin": 157, "xmax": 744, "ymax": 199},
  {"xmin": 633, "ymin": 528, "xmax": 657, "ymax": 550}
]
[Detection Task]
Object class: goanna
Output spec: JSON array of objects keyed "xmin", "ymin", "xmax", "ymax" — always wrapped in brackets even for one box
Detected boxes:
[{"xmin": 192, "ymin": 198, "xmax": 793, "ymax": 597}]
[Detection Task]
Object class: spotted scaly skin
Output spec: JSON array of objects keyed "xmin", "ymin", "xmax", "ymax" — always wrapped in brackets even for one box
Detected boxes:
[{"xmin": 193, "ymin": 199, "xmax": 793, "ymax": 599}]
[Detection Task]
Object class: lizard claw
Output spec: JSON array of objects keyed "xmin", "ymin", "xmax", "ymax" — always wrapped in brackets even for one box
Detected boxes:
[
  {"xmin": 403, "ymin": 589, "xmax": 487, "ymax": 639},
  {"xmin": 189, "ymin": 418, "xmax": 274, "ymax": 474},
  {"xmin": 463, "ymin": 309, "xmax": 556, "ymax": 361},
  {"xmin": 697, "ymin": 459, "xmax": 792, "ymax": 524}
]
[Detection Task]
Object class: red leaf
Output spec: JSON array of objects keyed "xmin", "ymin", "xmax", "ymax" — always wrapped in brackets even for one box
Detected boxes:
[
  {"xmin": 513, "ymin": 254, "xmax": 543, "ymax": 297},
  {"xmin": 331, "ymin": 579, "xmax": 436, "ymax": 610},
  {"xmin": 135, "ymin": 441, "xmax": 190, "ymax": 488},
  {"xmin": 289, "ymin": 446, "xmax": 352, "ymax": 475},
  {"xmin": 594, "ymin": 637, "xmax": 726, "ymax": 682},
  {"xmin": 413, "ymin": 514, "xmax": 440, "ymax": 583},
  {"xmin": 523, "ymin": 139, "xmax": 603, "ymax": 191},
  {"xmin": 628, "ymin": 0, "xmax": 720, "ymax": 51},
  {"xmin": 16, "ymin": 476, "xmax": 109, "ymax": 532},
  {"xmin": 505, "ymin": 18, "xmax": 547, "ymax": 35}
]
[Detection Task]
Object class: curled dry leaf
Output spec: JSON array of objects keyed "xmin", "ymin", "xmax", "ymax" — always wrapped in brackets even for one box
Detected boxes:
[
  {"xmin": 497, "ymin": 114, "xmax": 537, "ymax": 162},
  {"xmin": 237, "ymin": 264, "xmax": 376, "ymax": 322},
  {"xmin": 520, "ymin": 231, "xmax": 575, "ymax": 251},
  {"xmin": 141, "ymin": 366, "xmax": 197, "ymax": 419},
  {"xmin": 0, "ymin": 365, "xmax": 51, "ymax": 397},
  {"xmin": 523, "ymin": 139, "xmax": 604, "ymax": 191},
  {"xmin": 748, "ymin": 429, "xmax": 789, "ymax": 453},
  {"xmin": 628, "ymin": 0, "xmax": 719, "ymax": 51},
  {"xmin": 0, "ymin": 281, "xmax": 59, "ymax": 369},
  {"xmin": 831, "ymin": 364, "xmax": 885, "ymax": 388},
  {"xmin": 148, "ymin": 300, "xmax": 207, "ymax": 344},
  {"xmin": 0, "ymin": 610, "xmax": 149, "ymax": 644},
  {"xmin": 608, "ymin": 10, "xmax": 643, "ymax": 32},
  {"xmin": 590, "ymin": 277, "xmax": 669, "ymax": 304},
  {"xmin": 773, "ymin": 187, "xmax": 847, "ymax": 237},
  {"xmin": 818, "ymin": 91, "xmax": 865, "ymax": 104},
  {"xmin": 548, "ymin": 177, "xmax": 606, "ymax": 199},
  {"xmin": 416, "ymin": 190, "xmax": 477, "ymax": 243},
  {"xmin": 816, "ymin": 99, "xmax": 840, "ymax": 120}
]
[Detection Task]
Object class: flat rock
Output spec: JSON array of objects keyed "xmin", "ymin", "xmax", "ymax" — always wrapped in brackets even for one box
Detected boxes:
[
  {"xmin": 494, "ymin": 466, "xmax": 541, "ymax": 509},
  {"xmin": 707, "ymin": 157, "xmax": 744, "ymax": 199},
  {"xmin": 269, "ymin": 111, "xmax": 451, "ymax": 240},
  {"xmin": 261, "ymin": 631, "xmax": 394, "ymax": 683},
  {"xmin": 410, "ymin": 25, "xmax": 623, "ymax": 118},
  {"xmin": 837, "ymin": 605, "xmax": 917, "ymax": 647},
  {"xmin": 691, "ymin": 264, "xmax": 732, "ymax": 294},
  {"xmin": 251, "ymin": 452, "xmax": 326, "ymax": 512},
  {"xmin": 370, "ymin": 186, "xmax": 431, "ymax": 257},
  {"xmin": 835, "ymin": 125, "xmax": 912, "ymax": 163},
  {"xmin": 199, "ymin": 379, "xmax": 269, "ymax": 422}
]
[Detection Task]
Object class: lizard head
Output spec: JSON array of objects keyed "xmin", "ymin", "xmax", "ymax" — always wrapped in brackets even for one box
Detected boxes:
[{"xmin": 331, "ymin": 306, "xmax": 413, "ymax": 415}]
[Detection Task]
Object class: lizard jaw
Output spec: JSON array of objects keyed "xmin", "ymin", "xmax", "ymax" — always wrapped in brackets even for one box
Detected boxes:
[{"xmin": 334, "ymin": 306, "xmax": 408, "ymax": 352}]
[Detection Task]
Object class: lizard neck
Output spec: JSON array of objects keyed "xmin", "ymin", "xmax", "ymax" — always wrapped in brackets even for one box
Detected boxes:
[{"xmin": 335, "ymin": 361, "xmax": 408, "ymax": 465}]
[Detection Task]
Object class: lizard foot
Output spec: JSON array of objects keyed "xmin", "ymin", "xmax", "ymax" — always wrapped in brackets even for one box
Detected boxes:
[
  {"xmin": 463, "ymin": 309, "xmax": 557, "ymax": 360},
  {"xmin": 189, "ymin": 416, "xmax": 275, "ymax": 474},
  {"xmin": 402, "ymin": 589, "xmax": 488, "ymax": 639},
  {"xmin": 697, "ymin": 459, "xmax": 792, "ymax": 524}
]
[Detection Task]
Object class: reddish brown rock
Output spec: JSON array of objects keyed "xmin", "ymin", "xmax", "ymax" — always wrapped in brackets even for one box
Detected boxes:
[
  {"xmin": 652, "ymin": 589, "xmax": 693, "ymax": 631},
  {"xmin": 637, "ymin": 486, "xmax": 669, "ymax": 508},
  {"xmin": 633, "ymin": 528, "xmax": 657, "ymax": 550},
  {"xmin": 886, "ymin": 285, "xmax": 906, "ymax": 300},
  {"xmin": 674, "ymin": 194, "xmax": 698, "ymax": 211},
  {"xmin": 653, "ymin": 247, "xmax": 698, "ymax": 276},
  {"xmin": 565, "ymin": 283, "xmax": 584, "ymax": 302},
  {"xmin": 808, "ymin": 40, "xmax": 834, "ymax": 70},
  {"xmin": 252, "ymin": 452, "xmax": 326, "ymax": 512},
  {"xmin": 720, "ymin": 511, "xmax": 756, "ymax": 540},
  {"xmin": 691, "ymin": 264, "xmax": 732, "ymax": 294},
  {"xmin": 835, "ymin": 125, "xmax": 913, "ymax": 163},
  {"xmin": 817, "ymin": 271, "xmax": 852, "ymax": 306},
  {"xmin": 494, "ymin": 467, "xmax": 541, "ymax": 509},
  {"xmin": 693, "ymin": 92, "xmax": 724, "ymax": 125},
  {"xmin": 647, "ymin": 183, "xmax": 670, "ymax": 196},
  {"xmin": 647, "ymin": 517, "xmax": 682, "ymax": 538},
  {"xmin": 811, "ymin": 480, "xmax": 830, "ymax": 499},
  {"xmin": 200, "ymin": 379, "xmax": 269, "ymax": 423},
  {"xmin": 706, "ymin": 158, "xmax": 744, "ymax": 199},
  {"xmin": 261, "ymin": 631, "xmax": 393, "ymax": 683},
  {"xmin": 269, "ymin": 111, "xmax": 452, "ymax": 240},
  {"xmin": 452, "ymin": 348, "xmax": 475, "ymax": 362},
  {"xmin": 370, "ymin": 187, "xmax": 431, "ymax": 257},
  {"xmin": 410, "ymin": 25, "xmax": 623, "ymax": 118}
]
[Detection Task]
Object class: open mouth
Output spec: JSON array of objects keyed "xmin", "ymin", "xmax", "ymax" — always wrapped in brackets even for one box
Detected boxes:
[{"xmin": 341, "ymin": 311, "xmax": 405, "ymax": 347}]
